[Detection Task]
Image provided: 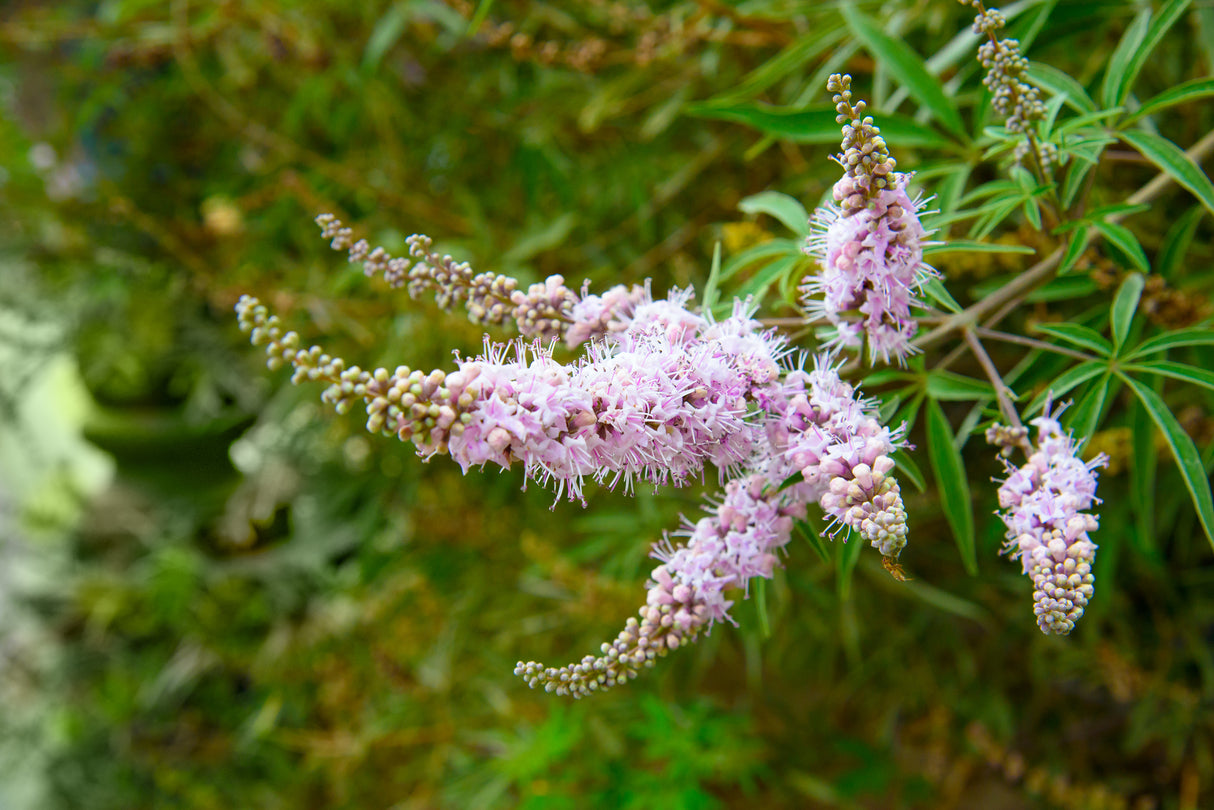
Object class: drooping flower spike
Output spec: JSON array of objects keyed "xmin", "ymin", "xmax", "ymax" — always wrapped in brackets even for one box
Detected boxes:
[
  {"xmin": 801, "ymin": 74, "xmax": 938, "ymax": 366},
  {"xmin": 990, "ymin": 401, "xmax": 1108, "ymax": 635}
]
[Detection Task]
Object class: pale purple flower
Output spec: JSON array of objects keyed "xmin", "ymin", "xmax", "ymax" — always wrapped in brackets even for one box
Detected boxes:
[
  {"xmin": 996, "ymin": 402, "xmax": 1108, "ymax": 635},
  {"xmin": 803, "ymin": 172, "xmax": 936, "ymax": 365},
  {"xmin": 446, "ymin": 290, "xmax": 789, "ymax": 502},
  {"xmin": 777, "ymin": 357, "xmax": 909, "ymax": 558}
]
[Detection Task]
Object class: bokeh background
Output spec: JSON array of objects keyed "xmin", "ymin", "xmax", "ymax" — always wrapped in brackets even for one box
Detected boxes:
[{"xmin": 2, "ymin": 1, "xmax": 1213, "ymax": 808}]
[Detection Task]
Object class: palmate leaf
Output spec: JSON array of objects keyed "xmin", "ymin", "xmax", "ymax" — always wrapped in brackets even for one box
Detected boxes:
[
  {"xmin": 1120, "ymin": 374, "xmax": 1214, "ymax": 551},
  {"xmin": 925, "ymin": 399, "xmax": 977, "ymax": 575}
]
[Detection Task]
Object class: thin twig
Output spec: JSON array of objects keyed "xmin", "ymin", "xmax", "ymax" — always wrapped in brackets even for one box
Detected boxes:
[
  {"xmin": 917, "ymin": 127, "xmax": 1214, "ymax": 358},
  {"xmin": 963, "ymin": 327, "xmax": 1023, "ymax": 431},
  {"xmin": 974, "ymin": 327, "xmax": 1099, "ymax": 363}
]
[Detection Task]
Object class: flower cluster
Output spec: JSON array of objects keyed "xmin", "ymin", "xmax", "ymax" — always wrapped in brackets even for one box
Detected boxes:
[
  {"xmin": 516, "ymin": 356, "xmax": 910, "ymax": 697},
  {"xmin": 316, "ymin": 213, "xmax": 645, "ymax": 346},
  {"xmin": 994, "ymin": 404, "xmax": 1108, "ymax": 635},
  {"xmin": 801, "ymin": 74, "xmax": 936, "ymax": 365},
  {"xmin": 960, "ymin": 1, "xmax": 1057, "ymax": 170},
  {"xmin": 240, "ymin": 259, "xmax": 915, "ymax": 696},
  {"xmin": 240, "ymin": 289, "xmax": 789, "ymax": 504}
]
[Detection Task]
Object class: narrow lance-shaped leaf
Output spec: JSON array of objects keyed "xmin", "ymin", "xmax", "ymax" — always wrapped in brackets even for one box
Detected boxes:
[
  {"xmin": 1128, "ymin": 326, "xmax": 1214, "ymax": 359},
  {"xmin": 1110, "ymin": 272, "xmax": 1144, "ymax": 354},
  {"xmin": 840, "ymin": 4, "xmax": 967, "ymax": 138},
  {"xmin": 1033, "ymin": 323, "xmax": 1113, "ymax": 356},
  {"xmin": 702, "ymin": 241, "xmax": 723, "ymax": 314},
  {"xmin": 1125, "ymin": 361, "xmax": 1214, "ymax": 393},
  {"xmin": 1118, "ymin": 129, "xmax": 1214, "ymax": 220},
  {"xmin": 1092, "ymin": 219, "xmax": 1150, "ymax": 272},
  {"xmin": 1025, "ymin": 360, "xmax": 1105, "ymax": 416},
  {"xmin": 926, "ymin": 399, "xmax": 977, "ymax": 575},
  {"xmin": 1100, "ymin": 8, "xmax": 1151, "ymax": 108},
  {"xmin": 1067, "ymin": 372, "xmax": 1115, "ymax": 440},
  {"xmin": 1126, "ymin": 77, "xmax": 1214, "ymax": 125},
  {"xmin": 1109, "ymin": 0, "xmax": 1193, "ymax": 109},
  {"xmin": 1129, "ymin": 398, "xmax": 1158, "ymax": 556},
  {"xmin": 738, "ymin": 191, "xmax": 811, "ymax": 237},
  {"xmin": 1121, "ymin": 374, "xmax": 1214, "ymax": 551}
]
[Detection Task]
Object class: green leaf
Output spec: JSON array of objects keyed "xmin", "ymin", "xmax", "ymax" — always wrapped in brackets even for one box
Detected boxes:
[
  {"xmin": 1100, "ymin": 7, "xmax": 1151, "ymax": 108},
  {"xmin": 920, "ymin": 277, "xmax": 963, "ymax": 314},
  {"xmin": 925, "ymin": 371, "xmax": 996, "ymax": 401},
  {"xmin": 1110, "ymin": 272, "xmax": 1145, "ymax": 354},
  {"xmin": 925, "ymin": 399, "xmax": 977, "ymax": 575},
  {"xmin": 738, "ymin": 191, "xmax": 810, "ymax": 237},
  {"xmin": 1025, "ymin": 276, "xmax": 1099, "ymax": 303},
  {"xmin": 1156, "ymin": 206, "xmax": 1204, "ymax": 279},
  {"xmin": 466, "ymin": 0, "xmax": 495, "ymax": 35},
  {"xmin": 837, "ymin": 523, "xmax": 865, "ymax": 601},
  {"xmin": 1109, "ymin": 0, "xmax": 1193, "ymax": 109},
  {"xmin": 1059, "ymin": 229, "xmax": 1091, "ymax": 275},
  {"xmin": 1126, "ymin": 360, "xmax": 1214, "ymax": 393},
  {"xmin": 702, "ymin": 241, "xmax": 723, "ymax": 314},
  {"xmin": 685, "ymin": 102, "xmax": 953, "ymax": 149},
  {"xmin": 1061, "ymin": 159, "xmax": 1095, "ymax": 209},
  {"xmin": 796, "ymin": 520, "xmax": 831, "ymax": 565},
  {"xmin": 839, "ymin": 5, "xmax": 967, "ymax": 138},
  {"xmin": 921, "ymin": 241, "xmax": 1036, "ymax": 257},
  {"xmin": 1121, "ymin": 373, "xmax": 1214, "ymax": 551},
  {"xmin": 1066, "ymin": 371, "xmax": 1113, "ymax": 439},
  {"xmin": 721, "ymin": 238, "xmax": 801, "ymax": 281},
  {"xmin": 1032, "ymin": 323, "xmax": 1113, "ymax": 356},
  {"xmin": 1092, "ymin": 219, "xmax": 1150, "ymax": 272},
  {"xmin": 755, "ymin": 577, "xmax": 771, "ymax": 639},
  {"xmin": 1129, "ymin": 398, "xmax": 1158, "ymax": 556},
  {"xmin": 892, "ymin": 449, "xmax": 926, "ymax": 494},
  {"xmin": 736, "ymin": 254, "xmax": 804, "ymax": 302},
  {"xmin": 1128, "ymin": 325, "xmax": 1214, "ymax": 359},
  {"xmin": 1117, "ymin": 129, "xmax": 1214, "ymax": 219},
  {"xmin": 501, "ymin": 213, "xmax": 576, "ymax": 263},
  {"xmin": 1028, "ymin": 62, "xmax": 1096, "ymax": 114},
  {"xmin": 708, "ymin": 24, "xmax": 846, "ymax": 103},
  {"xmin": 1024, "ymin": 360, "xmax": 1105, "ymax": 415},
  {"xmin": 1126, "ymin": 76, "xmax": 1214, "ymax": 124},
  {"xmin": 362, "ymin": 4, "xmax": 410, "ymax": 71}
]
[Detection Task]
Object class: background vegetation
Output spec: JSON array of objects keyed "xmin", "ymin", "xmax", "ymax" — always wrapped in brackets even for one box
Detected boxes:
[{"xmin": 1, "ymin": 0, "xmax": 1212, "ymax": 807}]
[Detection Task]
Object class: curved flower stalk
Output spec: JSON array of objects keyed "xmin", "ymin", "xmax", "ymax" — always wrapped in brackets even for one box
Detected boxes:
[
  {"xmin": 237, "ymin": 288, "xmax": 788, "ymax": 503},
  {"xmin": 801, "ymin": 74, "xmax": 937, "ymax": 366},
  {"xmin": 316, "ymin": 213, "xmax": 646, "ymax": 347},
  {"xmin": 515, "ymin": 465, "xmax": 813, "ymax": 698},
  {"xmin": 243, "ymin": 215, "xmax": 911, "ymax": 699},
  {"xmin": 776, "ymin": 358, "xmax": 910, "ymax": 559},
  {"xmin": 515, "ymin": 355, "xmax": 909, "ymax": 697},
  {"xmin": 993, "ymin": 403, "xmax": 1108, "ymax": 635}
]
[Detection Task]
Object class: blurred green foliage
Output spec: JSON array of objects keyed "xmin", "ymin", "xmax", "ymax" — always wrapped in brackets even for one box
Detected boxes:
[{"xmin": 1, "ymin": 0, "xmax": 1213, "ymax": 808}]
